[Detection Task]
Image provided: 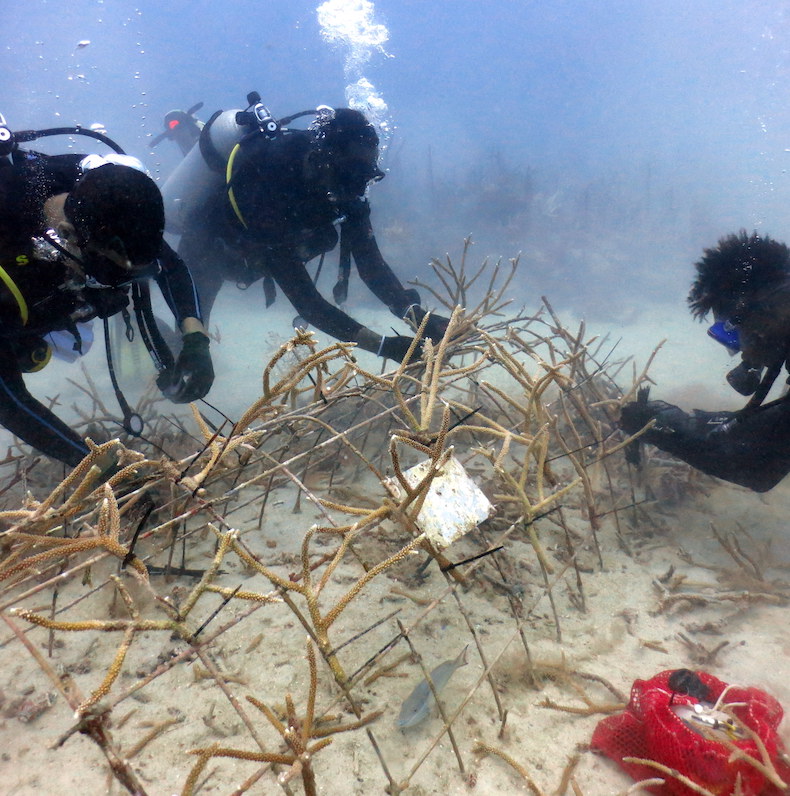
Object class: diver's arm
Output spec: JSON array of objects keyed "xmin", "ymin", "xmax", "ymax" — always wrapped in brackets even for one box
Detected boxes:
[
  {"xmin": 154, "ymin": 240, "xmax": 208, "ymax": 336},
  {"xmin": 267, "ymin": 249, "xmax": 415, "ymax": 360},
  {"xmin": 268, "ymin": 249, "xmax": 366, "ymax": 340},
  {"xmin": 175, "ymin": 226, "xmax": 226, "ymax": 327},
  {"xmin": 621, "ymin": 398, "xmax": 790, "ymax": 492},
  {"xmin": 0, "ymin": 349, "xmax": 89, "ymax": 467},
  {"xmin": 344, "ymin": 200, "xmax": 450, "ymax": 341},
  {"xmin": 343, "ymin": 200, "xmax": 420, "ymax": 315},
  {"xmin": 152, "ymin": 240, "xmax": 214, "ymax": 402}
]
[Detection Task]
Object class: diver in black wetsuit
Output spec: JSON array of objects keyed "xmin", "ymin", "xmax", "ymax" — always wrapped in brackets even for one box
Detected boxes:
[
  {"xmin": 161, "ymin": 98, "xmax": 449, "ymax": 361},
  {"xmin": 621, "ymin": 230, "xmax": 790, "ymax": 492},
  {"xmin": 0, "ymin": 119, "xmax": 214, "ymax": 467}
]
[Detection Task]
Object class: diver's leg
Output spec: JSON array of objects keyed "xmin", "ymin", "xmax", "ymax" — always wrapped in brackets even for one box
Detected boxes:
[{"xmin": 0, "ymin": 352, "xmax": 89, "ymax": 467}]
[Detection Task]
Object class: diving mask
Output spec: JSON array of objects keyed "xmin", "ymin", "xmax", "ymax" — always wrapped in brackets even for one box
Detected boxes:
[
  {"xmin": 82, "ymin": 236, "xmax": 161, "ymax": 288},
  {"xmin": 707, "ymin": 320, "xmax": 740, "ymax": 354}
]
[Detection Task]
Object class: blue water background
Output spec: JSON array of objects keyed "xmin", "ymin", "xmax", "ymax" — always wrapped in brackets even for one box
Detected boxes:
[{"xmin": 3, "ymin": 0, "xmax": 790, "ymax": 415}]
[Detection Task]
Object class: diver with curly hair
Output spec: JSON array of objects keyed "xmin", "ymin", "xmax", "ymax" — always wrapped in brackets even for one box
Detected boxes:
[
  {"xmin": 621, "ymin": 230, "xmax": 790, "ymax": 492},
  {"xmin": 0, "ymin": 117, "xmax": 214, "ymax": 466},
  {"xmin": 160, "ymin": 97, "xmax": 449, "ymax": 362}
]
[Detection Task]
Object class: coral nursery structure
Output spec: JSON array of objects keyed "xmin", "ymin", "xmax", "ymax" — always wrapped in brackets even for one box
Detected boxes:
[{"xmin": 0, "ymin": 246, "xmax": 787, "ymax": 795}]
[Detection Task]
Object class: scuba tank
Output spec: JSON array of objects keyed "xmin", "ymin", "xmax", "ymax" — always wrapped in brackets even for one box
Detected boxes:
[
  {"xmin": 160, "ymin": 92, "xmax": 268, "ymax": 235},
  {"xmin": 159, "ymin": 93, "xmax": 363, "ymax": 311},
  {"xmin": 160, "ymin": 108, "xmax": 245, "ymax": 234}
]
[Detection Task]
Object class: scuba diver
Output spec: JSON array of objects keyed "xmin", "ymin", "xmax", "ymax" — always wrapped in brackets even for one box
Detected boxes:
[
  {"xmin": 621, "ymin": 230, "xmax": 790, "ymax": 492},
  {"xmin": 0, "ymin": 113, "xmax": 214, "ymax": 467},
  {"xmin": 157, "ymin": 92, "xmax": 450, "ymax": 362}
]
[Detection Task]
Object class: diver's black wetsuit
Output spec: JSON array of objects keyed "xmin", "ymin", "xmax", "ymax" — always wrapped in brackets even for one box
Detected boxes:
[
  {"xmin": 621, "ymin": 396, "xmax": 790, "ymax": 492},
  {"xmin": 0, "ymin": 150, "xmax": 203, "ymax": 466},
  {"xmin": 176, "ymin": 130, "xmax": 419, "ymax": 341}
]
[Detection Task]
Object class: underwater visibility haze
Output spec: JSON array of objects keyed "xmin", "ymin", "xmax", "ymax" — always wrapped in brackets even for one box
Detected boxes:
[{"xmin": 2, "ymin": 2, "xmax": 790, "ymax": 794}]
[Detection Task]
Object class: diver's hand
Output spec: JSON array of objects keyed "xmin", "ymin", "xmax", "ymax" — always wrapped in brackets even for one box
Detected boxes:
[
  {"xmin": 402, "ymin": 304, "xmax": 451, "ymax": 341},
  {"xmin": 621, "ymin": 399, "xmax": 724, "ymax": 441},
  {"xmin": 620, "ymin": 399, "xmax": 681, "ymax": 435},
  {"xmin": 158, "ymin": 332, "xmax": 214, "ymax": 403},
  {"xmin": 379, "ymin": 334, "xmax": 422, "ymax": 363}
]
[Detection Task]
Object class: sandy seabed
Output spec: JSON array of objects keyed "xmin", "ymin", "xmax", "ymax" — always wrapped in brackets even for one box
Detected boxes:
[{"xmin": 0, "ymin": 291, "xmax": 788, "ymax": 796}]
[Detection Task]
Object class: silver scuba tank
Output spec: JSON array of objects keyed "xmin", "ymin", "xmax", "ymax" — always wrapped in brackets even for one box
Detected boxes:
[{"xmin": 160, "ymin": 109, "xmax": 246, "ymax": 234}]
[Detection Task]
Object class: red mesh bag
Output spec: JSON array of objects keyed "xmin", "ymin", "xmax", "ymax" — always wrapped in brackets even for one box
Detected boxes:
[{"xmin": 592, "ymin": 669, "xmax": 790, "ymax": 795}]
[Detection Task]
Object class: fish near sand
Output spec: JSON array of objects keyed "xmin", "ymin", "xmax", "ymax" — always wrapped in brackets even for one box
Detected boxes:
[{"xmin": 397, "ymin": 645, "xmax": 469, "ymax": 729}]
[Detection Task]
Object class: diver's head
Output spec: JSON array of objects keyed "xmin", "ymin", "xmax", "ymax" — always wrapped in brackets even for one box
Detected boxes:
[
  {"xmin": 61, "ymin": 162, "xmax": 164, "ymax": 286},
  {"xmin": 308, "ymin": 107, "xmax": 384, "ymax": 201},
  {"xmin": 689, "ymin": 230, "xmax": 790, "ymax": 368}
]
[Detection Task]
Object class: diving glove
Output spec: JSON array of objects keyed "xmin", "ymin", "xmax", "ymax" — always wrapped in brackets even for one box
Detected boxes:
[
  {"xmin": 158, "ymin": 332, "xmax": 214, "ymax": 403},
  {"xmin": 402, "ymin": 304, "xmax": 451, "ymax": 341},
  {"xmin": 620, "ymin": 399, "xmax": 738, "ymax": 443},
  {"xmin": 620, "ymin": 399, "xmax": 696, "ymax": 439},
  {"xmin": 378, "ymin": 334, "xmax": 422, "ymax": 363}
]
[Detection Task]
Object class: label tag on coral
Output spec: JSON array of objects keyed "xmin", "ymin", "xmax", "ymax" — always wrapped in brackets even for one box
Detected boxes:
[{"xmin": 387, "ymin": 453, "xmax": 494, "ymax": 549}]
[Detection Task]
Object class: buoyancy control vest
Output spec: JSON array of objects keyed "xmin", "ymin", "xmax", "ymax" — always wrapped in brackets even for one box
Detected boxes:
[{"xmin": 160, "ymin": 92, "xmax": 324, "ymax": 235}]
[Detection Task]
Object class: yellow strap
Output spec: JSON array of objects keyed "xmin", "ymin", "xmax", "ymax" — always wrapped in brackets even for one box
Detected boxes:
[
  {"xmin": 226, "ymin": 142, "xmax": 248, "ymax": 229},
  {"xmin": 0, "ymin": 263, "xmax": 28, "ymax": 325},
  {"xmin": 26, "ymin": 343, "xmax": 52, "ymax": 372}
]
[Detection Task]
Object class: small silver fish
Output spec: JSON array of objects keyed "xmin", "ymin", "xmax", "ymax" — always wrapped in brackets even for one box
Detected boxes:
[
  {"xmin": 397, "ymin": 645, "xmax": 469, "ymax": 728},
  {"xmin": 76, "ymin": 40, "xmax": 91, "ymax": 49}
]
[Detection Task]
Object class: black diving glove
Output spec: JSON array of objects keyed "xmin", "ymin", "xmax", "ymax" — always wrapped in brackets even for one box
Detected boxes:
[
  {"xmin": 158, "ymin": 332, "xmax": 214, "ymax": 403},
  {"xmin": 618, "ymin": 396, "xmax": 790, "ymax": 491},
  {"xmin": 403, "ymin": 304, "xmax": 451, "ymax": 342},
  {"xmin": 620, "ymin": 399, "xmax": 684, "ymax": 436},
  {"xmin": 621, "ymin": 399, "xmax": 738, "ymax": 442},
  {"xmin": 378, "ymin": 334, "xmax": 422, "ymax": 363}
]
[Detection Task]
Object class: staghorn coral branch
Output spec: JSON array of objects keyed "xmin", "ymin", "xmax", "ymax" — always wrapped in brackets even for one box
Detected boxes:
[
  {"xmin": 322, "ymin": 533, "xmax": 426, "ymax": 630},
  {"xmin": 78, "ymin": 625, "xmax": 136, "ymax": 713}
]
